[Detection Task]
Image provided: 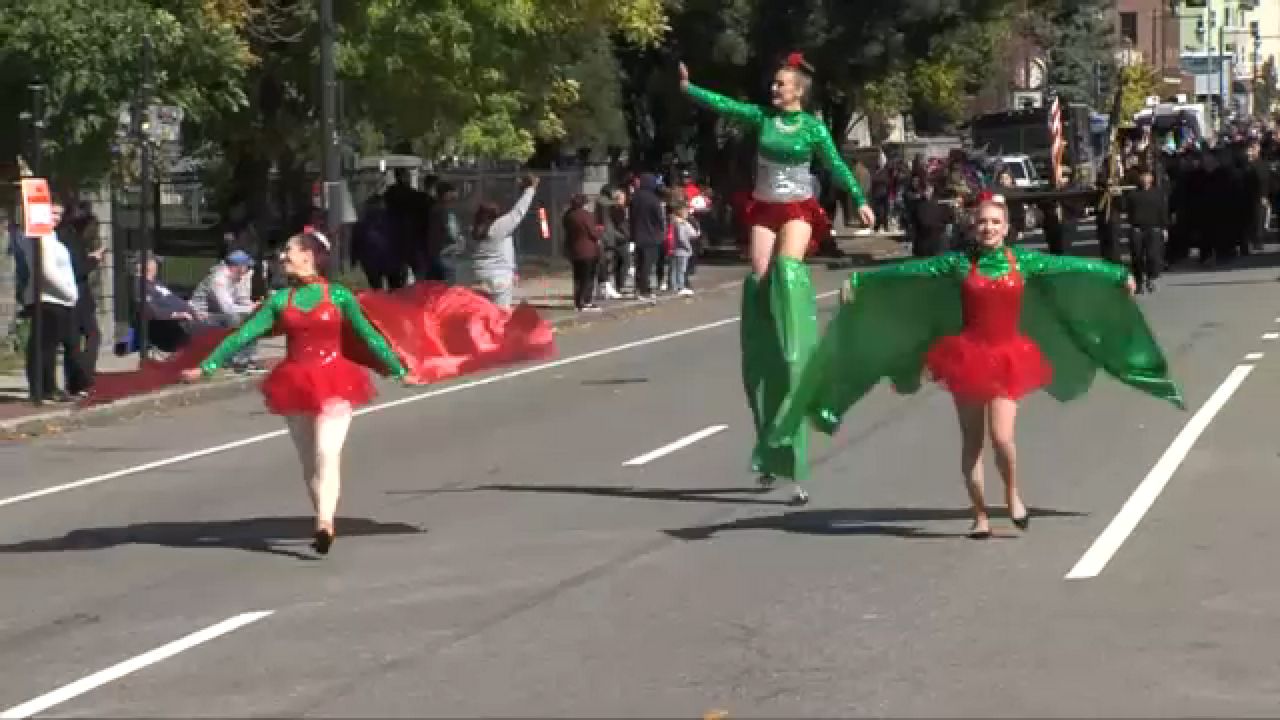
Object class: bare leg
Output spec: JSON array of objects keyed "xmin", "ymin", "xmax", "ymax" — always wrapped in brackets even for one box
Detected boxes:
[
  {"xmin": 285, "ymin": 415, "xmax": 319, "ymax": 511},
  {"xmin": 954, "ymin": 397, "xmax": 989, "ymax": 536},
  {"xmin": 312, "ymin": 400, "xmax": 354, "ymax": 534},
  {"xmin": 776, "ymin": 219, "xmax": 813, "ymax": 261},
  {"xmin": 749, "ymin": 225, "xmax": 778, "ymax": 278},
  {"xmin": 988, "ymin": 396, "xmax": 1027, "ymax": 527}
]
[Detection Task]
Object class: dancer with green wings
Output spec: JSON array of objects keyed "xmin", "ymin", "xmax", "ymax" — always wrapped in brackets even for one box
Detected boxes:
[
  {"xmin": 681, "ymin": 52, "xmax": 874, "ymax": 504},
  {"xmin": 766, "ymin": 193, "xmax": 1184, "ymax": 537}
]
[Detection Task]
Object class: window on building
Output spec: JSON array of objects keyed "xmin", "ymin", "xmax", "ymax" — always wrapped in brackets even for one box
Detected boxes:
[
  {"xmin": 1120, "ymin": 12, "xmax": 1138, "ymax": 45},
  {"xmin": 1183, "ymin": 0, "xmax": 1207, "ymax": 8}
]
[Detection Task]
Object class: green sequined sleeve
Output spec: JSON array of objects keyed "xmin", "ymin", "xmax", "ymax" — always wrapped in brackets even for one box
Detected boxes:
[
  {"xmin": 199, "ymin": 290, "xmax": 286, "ymax": 374},
  {"xmin": 331, "ymin": 285, "xmax": 407, "ymax": 378},
  {"xmin": 683, "ymin": 83, "xmax": 765, "ymax": 129},
  {"xmin": 811, "ymin": 119, "xmax": 866, "ymax": 207},
  {"xmin": 848, "ymin": 253, "xmax": 966, "ymax": 292},
  {"xmin": 1015, "ymin": 247, "xmax": 1129, "ymax": 284}
]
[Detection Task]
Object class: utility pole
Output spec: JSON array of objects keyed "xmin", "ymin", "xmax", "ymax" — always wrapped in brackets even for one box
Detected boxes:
[
  {"xmin": 135, "ymin": 34, "xmax": 154, "ymax": 363},
  {"xmin": 26, "ymin": 82, "xmax": 47, "ymax": 405},
  {"xmin": 319, "ymin": 0, "xmax": 341, "ymax": 258}
]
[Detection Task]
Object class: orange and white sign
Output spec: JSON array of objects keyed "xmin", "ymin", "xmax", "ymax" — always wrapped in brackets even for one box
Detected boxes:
[{"xmin": 21, "ymin": 178, "xmax": 54, "ymax": 237}]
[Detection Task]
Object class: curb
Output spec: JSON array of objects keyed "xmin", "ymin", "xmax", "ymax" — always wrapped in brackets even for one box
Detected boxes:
[
  {"xmin": 0, "ymin": 252, "xmax": 899, "ymax": 440},
  {"xmin": 0, "ymin": 277, "xmax": 748, "ymax": 439}
]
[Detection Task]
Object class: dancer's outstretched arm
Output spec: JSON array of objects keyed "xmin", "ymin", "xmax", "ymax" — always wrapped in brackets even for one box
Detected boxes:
[
  {"xmin": 330, "ymin": 285, "xmax": 407, "ymax": 379},
  {"xmin": 198, "ymin": 290, "xmax": 286, "ymax": 375}
]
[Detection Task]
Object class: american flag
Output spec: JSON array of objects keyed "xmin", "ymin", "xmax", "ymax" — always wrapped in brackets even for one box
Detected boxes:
[{"xmin": 1048, "ymin": 95, "xmax": 1064, "ymax": 186}]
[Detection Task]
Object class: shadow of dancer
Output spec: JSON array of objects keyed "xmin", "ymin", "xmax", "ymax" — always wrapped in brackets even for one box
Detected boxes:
[
  {"xmin": 0, "ymin": 516, "xmax": 425, "ymax": 560},
  {"xmin": 477, "ymin": 483, "xmax": 794, "ymax": 507},
  {"xmin": 664, "ymin": 506, "xmax": 1087, "ymax": 541}
]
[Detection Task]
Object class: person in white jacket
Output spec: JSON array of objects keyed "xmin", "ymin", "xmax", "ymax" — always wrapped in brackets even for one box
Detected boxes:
[{"xmin": 17, "ymin": 203, "xmax": 82, "ymax": 401}]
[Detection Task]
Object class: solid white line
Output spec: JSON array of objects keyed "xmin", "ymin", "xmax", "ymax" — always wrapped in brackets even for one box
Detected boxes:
[
  {"xmin": 1245, "ymin": 352, "xmax": 1265, "ymax": 361},
  {"xmin": 1264, "ymin": 333, "xmax": 1280, "ymax": 340},
  {"xmin": 0, "ymin": 289, "xmax": 840, "ymax": 510},
  {"xmin": 0, "ymin": 611, "xmax": 273, "ymax": 719},
  {"xmin": 1065, "ymin": 364, "xmax": 1254, "ymax": 580},
  {"xmin": 623, "ymin": 425, "xmax": 729, "ymax": 466}
]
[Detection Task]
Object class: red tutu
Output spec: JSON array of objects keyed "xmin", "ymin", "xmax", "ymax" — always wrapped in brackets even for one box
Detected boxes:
[
  {"xmin": 925, "ymin": 333, "xmax": 1052, "ymax": 402},
  {"xmin": 260, "ymin": 356, "xmax": 375, "ymax": 415},
  {"xmin": 743, "ymin": 197, "xmax": 832, "ymax": 256}
]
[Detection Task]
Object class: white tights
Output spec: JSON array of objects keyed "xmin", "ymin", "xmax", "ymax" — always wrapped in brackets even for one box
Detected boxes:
[{"xmin": 285, "ymin": 401, "xmax": 353, "ymax": 532}]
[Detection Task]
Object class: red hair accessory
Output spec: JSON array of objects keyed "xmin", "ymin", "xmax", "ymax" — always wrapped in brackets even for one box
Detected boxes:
[
  {"xmin": 301, "ymin": 224, "xmax": 332, "ymax": 250},
  {"xmin": 971, "ymin": 190, "xmax": 1006, "ymax": 207},
  {"xmin": 785, "ymin": 52, "xmax": 807, "ymax": 69}
]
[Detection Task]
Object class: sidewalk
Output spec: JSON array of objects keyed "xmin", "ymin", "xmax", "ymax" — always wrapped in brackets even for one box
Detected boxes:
[{"xmin": 0, "ymin": 234, "xmax": 902, "ymax": 437}]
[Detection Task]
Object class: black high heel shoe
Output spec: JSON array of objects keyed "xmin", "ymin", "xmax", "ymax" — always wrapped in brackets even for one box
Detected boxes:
[
  {"xmin": 1012, "ymin": 508, "xmax": 1031, "ymax": 531},
  {"xmin": 312, "ymin": 528, "xmax": 335, "ymax": 555}
]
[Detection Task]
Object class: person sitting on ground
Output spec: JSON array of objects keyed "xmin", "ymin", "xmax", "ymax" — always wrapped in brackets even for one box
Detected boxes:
[
  {"xmin": 138, "ymin": 255, "xmax": 204, "ymax": 352},
  {"xmin": 191, "ymin": 250, "xmax": 264, "ymax": 372}
]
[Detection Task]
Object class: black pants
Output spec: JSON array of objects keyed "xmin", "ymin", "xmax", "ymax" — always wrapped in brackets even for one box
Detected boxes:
[
  {"xmin": 1129, "ymin": 226, "xmax": 1165, "ymax": 287},
  {"xmin": 655, "ymin": 250, "xmax": 669, "ymax": 289},
  {"xmin": 26, "ymin": 302, "xmax": 76, "ymax": 400},
  {"xmin": 72, "ymin": 296, "xmax": 100, "ymax": 390},
  {"xmin": 570, "ymin": 258, "xmax": 599, "ymax": 309},
  {"xmin": 633, "ymin": 245, "xmax": 659, "ymax": 297},
  {"xmin": 1097, "ymin": 219, "xmax": 1123, "ymax": 263},
  {"xmin": 599, "ymin": 246, "xmax": 627, "ymax": 289}
]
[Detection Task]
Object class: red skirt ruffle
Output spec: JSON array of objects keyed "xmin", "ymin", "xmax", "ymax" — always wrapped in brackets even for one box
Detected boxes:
[
  {"xmin": 743, "ymin": 197, "xmax": 832, "ymax": 256},
  {"xmin": 925, "ymin": 333, "xmax": 1052, "ymax": 403},
  {"xmin": 260, "ymin": 357, "xmax": 376, "ymax": 415}
]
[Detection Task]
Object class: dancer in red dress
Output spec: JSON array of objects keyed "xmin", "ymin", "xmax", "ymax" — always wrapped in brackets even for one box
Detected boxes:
[
  {"xmin": 152, "ymin": 229, "xmax": 557, "ymax": 555},
  {"xmin": 768, "ymin": 194, "xmax": 1182, "ymax": 538}
]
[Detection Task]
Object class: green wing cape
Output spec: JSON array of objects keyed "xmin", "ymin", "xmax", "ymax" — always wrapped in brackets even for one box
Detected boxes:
[{"xmin": 765, "ymin": 250, "xmax": 1184, "ymax": 448}]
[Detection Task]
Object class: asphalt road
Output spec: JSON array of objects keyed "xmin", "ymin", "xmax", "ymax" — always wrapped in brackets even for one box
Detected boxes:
[{"xmin": 3, "ymin": 250, "xmax": 1280, "ymax": 717}]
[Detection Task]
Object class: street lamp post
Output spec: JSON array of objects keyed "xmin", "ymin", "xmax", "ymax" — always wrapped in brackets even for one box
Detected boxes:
[
  {"xmin": 25, "ymin": 82, "xmax": 47, "ymax": 405},
  {"xmin": 134, "ymin": 34, "xmax": 154, "ymax": 363},
  {"xmin": 319, "ymin": 0, "xmax": 341, "ymax": 260}
]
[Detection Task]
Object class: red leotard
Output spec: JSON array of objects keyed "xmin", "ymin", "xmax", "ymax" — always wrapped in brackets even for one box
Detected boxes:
[
  {"xmin": 924, "ymin": 248, "xmax": 1052, "ymax": 403},
  {"xmin": 261, "ymin": 284, "xmax": 377, "ymax": 415}
]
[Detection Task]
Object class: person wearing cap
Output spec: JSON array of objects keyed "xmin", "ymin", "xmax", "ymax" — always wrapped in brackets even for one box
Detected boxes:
[{"xmin": 191, "ymin": 250, "xmax": 262, "ymax": 371}]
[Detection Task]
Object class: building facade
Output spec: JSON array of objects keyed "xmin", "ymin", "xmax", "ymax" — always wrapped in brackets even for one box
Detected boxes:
[{"xmin": 1171, "ymin": 0, "xmax": 1262, "ymax": 116}]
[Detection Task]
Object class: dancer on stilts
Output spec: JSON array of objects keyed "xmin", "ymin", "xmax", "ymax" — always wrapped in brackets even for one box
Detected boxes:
[
  {"xmin": 680, "ymin": 53, "xmax": 874, "ymax": 505},
  {"xmin": 767, "ymin": 193, "xmax": 1183, "ymax": 536},
  {"xmin": 170, "ymin": 229, "xmax": 554, "ymax": 555}
]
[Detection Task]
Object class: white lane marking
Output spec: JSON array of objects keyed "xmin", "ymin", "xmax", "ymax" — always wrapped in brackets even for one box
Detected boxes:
[
  {"xmin": 0, "ymin": 290, "xmax": 840, "ymax": 510},
  {"xmin": 1245, "ymin": 352, "xmax": 1265, "ymax": 361},
  {"xmin": 1066, "ymin": 364, "xmax": 1254, "ymax": 580},
  {"xmin": 0, "ymin": 611, "xmax": 273, "ymax": 719},
  {"xmin": 623, "ymin": 425, "xmax": 729, "ymax": 466},
  {"xmin": 1263, "ymin": 333, "xmax": 1279, "ymax": 340}
]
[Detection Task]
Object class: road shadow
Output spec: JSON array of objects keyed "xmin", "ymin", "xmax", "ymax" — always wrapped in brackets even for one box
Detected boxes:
[
  {"xmin": 664, "ymin": 506, "xmax": 1087, "ymax": 541},
  {"xmin": 478, "ymin": 483, "xmax": 793, "ymax": 506},
  {"xmin": 581, "ymin": 377, "xmax": 650, "ymax": 387},
  {"xmin": 0, "ymin": 515, "xmax": 425, "ymax": 560}
]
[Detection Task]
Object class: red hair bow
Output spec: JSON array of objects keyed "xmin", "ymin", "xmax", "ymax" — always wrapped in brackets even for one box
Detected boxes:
[{"xmin": 785, "ymin": 52, "xmax": 807, "ymax": 68}]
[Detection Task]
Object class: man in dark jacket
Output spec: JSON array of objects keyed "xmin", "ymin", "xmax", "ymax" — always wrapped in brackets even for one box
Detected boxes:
[
  {"xmin": 911, "ymin": 183, "xmax": 952, "ymax": 256},
  {"xmin": 64, "ymin": 206, "xmax": 101, "ymax": 395},
  {"xmin": 1124, "ymin": 168, "xmax": 1168, "ymax": 293},
  {"xmin": 628, "ymin": 173, "xmax": 666, "ymax": 300}
]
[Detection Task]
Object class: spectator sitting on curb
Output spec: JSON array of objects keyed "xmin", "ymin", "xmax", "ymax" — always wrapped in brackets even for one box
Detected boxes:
[{"xmin": 191, "ymin": 250, "xmax": 265, "ymax": 373}]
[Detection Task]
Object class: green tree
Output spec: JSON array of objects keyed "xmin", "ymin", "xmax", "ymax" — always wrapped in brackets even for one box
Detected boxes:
[
  {"xmin": 1031, "ymin": 0, "xmax": 1116, "ymax": 107},
  {"xmin": 0, "ymin": 0, "xmax": 251, "ymax": 186},
  {"xmin": 1118, "ymin": 62, "xmax": 1160, "ymax": 121},
  {"xmin": 339, "ymin": 0, "xmax": 666, "ymax": 161}
]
